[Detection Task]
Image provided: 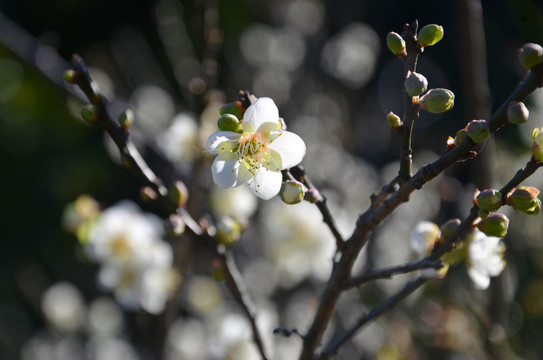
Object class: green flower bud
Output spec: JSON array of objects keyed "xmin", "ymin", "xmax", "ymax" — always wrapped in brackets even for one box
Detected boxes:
[
  {"xmin": 454, "ymin": 128, "xmax": 467, "ymax": 146},
  {"xmin": 168, "ymin": 181, "xmax": 189, "ymax": 208},
  {"xmin": 418, "ymin": 24, "xmax": 444, "ymax": 47},
  {"xmin": 507, "ymin": 186, "xmax": 541, "ymax": 215},
  {"xmin": 387, "ymin": 31, "xmax": 406, "ymax": 56},
  {"xmin": 518, "ymin": 43, "xmax": 543, "ymax": 69},
  {"xmin": 532, "ymin": 126, "xmax": 543, "ymax": 161},
  {"xmin": 417, "ymin": 88, "xmax": 455, "ymax": 113},
  {"xmin": 387, "ymin": 111, "xmax": 403, "ymax": 130},
  {"xmin": 304, "ymin": 188, "xmax": 323, "ymax": 204},
  {"xmin": 440, "ymin": 218, "xmax": 461, "ymax": 242},
  {"xmin": 476, "ymin": 189, "xmax": 502, "ymax": 212},
  {"xmin": 215, "ymin": 216, "xmax": 242, "ymax": 246},
  {"xmin": 507, "ymin": 101, "xmax": 529, "ymax": 124},
  {"xmin": 219, "ymin": 101, "xmax": 245, "ymax": 119},
  {"xmin": 280, "ymin": 180, "xmax": 305, "ymax": 205},
  {"xmin": 404, "ymin": 71, "xmax": 428, "ymax": 97},
  {"xmin": 465, "ymin": 120, "xmax": 490, "ymax": 144},
  {"xmin": 63, "ymin": 69, "xmax": 79, "ymax": 84},
  {"xmin": 217, "ymin": 114, "xmax": 242, "ymax": 133},
  {"xmin": 119, "ymin": 109, "xmax": 134, "ymax": 131},
  {"xmin": 477, "ymin": 213, "xmax": 509, "ymax": 238},
  {"xmin": 81, "ymin": 105, "xmax": 100, "ymax": 123}
]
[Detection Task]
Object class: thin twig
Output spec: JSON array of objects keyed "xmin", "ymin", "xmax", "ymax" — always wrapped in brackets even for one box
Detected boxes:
[{"xmin": 342, "ymin": 258, "xmax": 443, "ymax": 288}]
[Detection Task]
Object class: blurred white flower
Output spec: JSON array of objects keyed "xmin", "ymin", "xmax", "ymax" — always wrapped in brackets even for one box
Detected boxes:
[
  {"xmin": 166, "ymin": 318, "xmax": 208, "ymax": 360},
  {"xmin": 156, "ymin": 113, "xmax": 199, "ymax": 169},
  {"xmin": 85, "ymin": 201, "xmax": 178, "ymax": 314},
  {"xmin": 466, "ymin": 230, "xmax": 506, "ymax": 290},
  {"xmin": 87, "ymin": 297, "xmax": 123, "ymax": 336},
  {"xmin": 261, "ymin": 200, "xmax": 335, "ymax": 288},
  {"xmin": 41, "ymin": 282, "xmax": 86, "ymax": 334},
  {"xmin": 86, "ymin": 336, "xmax": 139, "ymax": 360},
  {"xmin": 410, "ymin": 221, "xmax": 440, "ymax": 257},
  {"xmin": 206, "ymin": 97, "xmax": 306, "ymax": 199},
  {"xmin": 209, "ymin": 184, "xmax": 258, "ymax": 220}
]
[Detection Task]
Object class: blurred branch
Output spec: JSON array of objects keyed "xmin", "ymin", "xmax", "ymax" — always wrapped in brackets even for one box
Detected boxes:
[
  {"xmin": 69, "ymin": 56, "xmax": 270, "ymax": 360},
  {"xmin": 342, "ymin": 258, "xmax": 443, "ymax": 288},
  {"xmin": 300, "ymin": 64, "xmax": 543, "ymax": 359}
]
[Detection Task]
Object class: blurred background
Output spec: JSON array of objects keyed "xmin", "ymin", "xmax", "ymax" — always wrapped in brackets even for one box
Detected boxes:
[{"xmin": 2, "ymin": 0, "xmax": 543, "ymax": 359}]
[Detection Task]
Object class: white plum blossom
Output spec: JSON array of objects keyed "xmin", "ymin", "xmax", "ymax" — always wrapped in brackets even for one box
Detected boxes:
[
  {"xmin": 466, "ymin": 230, "xmax": 506, "ymax": 290},
  {"xmin": 410, "ymin": 221, "xmax": 440, "ymax": 257},
  {"xmin": 206, "ymin": 97, "xmax": 306, "ymax": 200},
  {"xmin": 85, "ymin": 201, "xmax": 179, "ymax": 314}
]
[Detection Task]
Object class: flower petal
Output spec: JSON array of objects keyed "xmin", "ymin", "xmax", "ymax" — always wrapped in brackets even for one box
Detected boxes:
[
  {"xmin": 211, "ymin": 152, "xmax": 248, "ymax": 188},
  {"xmin": 248, "ymin": 167, "xmax": 282, "ymax": 200},
  {"xmin": 242, "ymin": 97, "xmax": 279, "ymax": 134},
  {"xmin": 205, "ymin": 131, "xmax": 240, "ymax": 153},
  {"xmin": 268, "ymin": 131, "xmax": 306, "ymax": 169}
]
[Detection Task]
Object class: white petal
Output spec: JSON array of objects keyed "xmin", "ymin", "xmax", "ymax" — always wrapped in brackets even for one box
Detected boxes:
[
  {"xmin": 467, "ymin": 267, "xmax": 490, "ymax": 290},
  {"xmin": 248, "ymin": 168, "xmax": 282, "ymax": 200},
  {"xmin": 268, "ymin": 131, "xmax": 306, "ymax": 169},
  {"xmin": 211, "ymin": 152, "xmax": 248, "ymax": 188},
  {"xmin": 242, "ymin": 97, "xmax": 279, "ymax": 134},
  {"xmin": 205, "ymin": 131, "xmax": 240, "ymax": 153}
]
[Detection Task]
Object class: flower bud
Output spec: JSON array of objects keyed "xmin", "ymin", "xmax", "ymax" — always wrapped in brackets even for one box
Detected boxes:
[
  {"xmin": 169, "ymin": 181, "xmax": 189, "ymax": 208},
  {"xmin": 119, "ymin": 109, "xmax": 134, "ymax": 131},
  {"xmin": 215, "ymin": 216, "xmax": 242, "ymax": 246},
  {"xmin": 63, "ymin": 69, "xmax": 79, "ymax": 84},
  {"xmin": 477, "ymin": 213, "xmax": 509, "ymax": 238},
  {"xmin": 507, "ymin": 101, "xmax": 529, "ymax": 124},
  {"xmin": 476, "ymin": 189, "xmax": 502, "ymax": 212},
  {"xmin": 217, "ymin": 114, "xmax": 242, "ymax": 133},
  {"xmin": 532, "ymin": 126, "xmax": 543, "ymax": 161},
  {"xmin": 454, "ymin": 128, "xmax": 467, "ymax": 146},
  {"xmin": 507, "ymin": 186, "xmax": 541, "ymax": 215},
  {"xmin": 417, "ymin": 24, "xmax": 444, "ymax": 47},
  {"xmin": 81, "ymin": 105, "xmax": 100, "ymax": 124},
  {"xmin": 440, "ymin": 218, "xmax": 461, "ymax": 242},
  {"xmin": 166, "ymin": 214, "xmax": 186, "ymax": 236},
  {"xmin": 417, "ymin": 88, "xmax": 454, "ymax": 113},
  {"xmin": 465, "ymin": 120, "xmax": 490, "ymax": 144},
  {"xmin": 387, "ymin": 32, "xmax": 406, "ymax": 56},
  {"xmin": 219, "ymin": 101, "xmax": 245, "ymax": 119},
  {"xmin": 404, "ymin": 71, "xmax": 428, "ymax": 97},
  {"xmin": 518, "ymin": 43, "xmax": 543, "ymax": 69},
  {"xmin": 280, "ymin": 180, "xmax": 305, "ymax": 205},
  {"xmin": 387, "ymin": 111, "xmax": 403, "ymax": 131},
  {"xmin": 304, "ymin": 188, "xmax": 323, "ymax": 203}
]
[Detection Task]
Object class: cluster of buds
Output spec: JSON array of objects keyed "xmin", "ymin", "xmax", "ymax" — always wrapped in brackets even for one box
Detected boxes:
[
  {"xmin": 216, "ymin": 100, "xmax": 247, "ymax": 132},
  {"xmin": 386, "ymin": 24, "xmax": 444, "ymax": 57}
]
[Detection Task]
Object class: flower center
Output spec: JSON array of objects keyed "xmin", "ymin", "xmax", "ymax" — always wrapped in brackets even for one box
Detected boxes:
[{"xmin": 237, "ymin": 132, "xmax": 270, "ymax": 170}]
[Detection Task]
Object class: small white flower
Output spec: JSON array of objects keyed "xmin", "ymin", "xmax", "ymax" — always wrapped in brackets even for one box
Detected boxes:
[
  {"xmin": 466, "ymin": 230, "xmax": 506, "ymax": 290},
  {"xmin": 206, "ymin": 97, "xmax": 306, "ymax": 200},
  {"xmin": 410, "ymin": 221, "xmax": 440, "ymax": 256}
]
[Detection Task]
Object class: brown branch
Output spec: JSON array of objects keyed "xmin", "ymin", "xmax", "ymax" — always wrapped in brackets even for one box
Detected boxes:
[
  {"xmin": 299, "ymin": 64, "xmax": 543, "ymax": 360},
  {"xmin": 69, "ymin": 56, "xmax": 270, "ymax": 360}
]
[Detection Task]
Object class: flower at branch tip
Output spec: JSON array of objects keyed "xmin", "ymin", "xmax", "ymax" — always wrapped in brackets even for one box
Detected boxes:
[
  {"xmin": 417, "ymin": 24, "xmax": 444, "ymax": 47},
  {"xmin": 476, "ymin": 189, "xmax": 502, "ymax": 213},
  {"xmin": 477, "ymin": 213, "xmax": 509, "ymax": 238},
  {"xmin": 386, "ymin": 31, "xmax": 406, "ymax": 56},
  {"xmin": 387, "ymin": 111, "xmax": 403, "ymax": 131},
  {"xmin": 404, "ymin": 71, "xmax": 428, "ymax": 97},
  {"xmin": 280, "ymin": 180, "xmax": 305, "ymax": 204},
  {"xmin": 417, "ymin": 88, "xmax": 454, "ymax": 114},
  {"xmin": 507, "ymin": 101, "xmax": 529, "ymax": 124},
  {"xmin": 518, "ymin": 43, "xmax": 543, "ymax": 69},
  {"xmin": 119, "ymin": 109, "xmax": 134, "ymax": 131},
  {"xmin": 215, "ymin": 216, "xmax": 242, "ymax": 246},
  {"xmin": 466, "ymin": 230, "xmax": 506, "ymax": 290},
  {"xmin": 506, "ymin": 186, "xmax": 541, "ymax": 215},
  {"xmin": 465, "ymin": 120, "xmax": 490, "ymax": 144},
  {"xmin": 206, "ymin": 97, "xmax": 306, "ymax": 200},
  {"xmin": 531, "ymin": 126, "xmax": 543, "ymax": 161}
]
